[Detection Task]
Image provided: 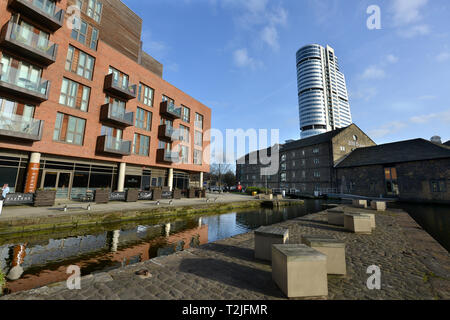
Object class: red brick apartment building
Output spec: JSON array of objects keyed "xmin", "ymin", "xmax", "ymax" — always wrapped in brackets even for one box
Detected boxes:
[{"xmin": 0, "ymin": 0, "xmax": 211, "ymax": 199}]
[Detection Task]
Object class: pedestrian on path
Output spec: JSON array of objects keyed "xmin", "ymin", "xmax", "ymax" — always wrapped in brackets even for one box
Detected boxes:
[{"xmin": 0, "ymin": 184, "xmax": 10, "ymax": 216}]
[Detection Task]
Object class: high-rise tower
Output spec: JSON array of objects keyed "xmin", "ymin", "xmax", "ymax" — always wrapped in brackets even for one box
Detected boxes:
[{"xmin": 296, "ymin": 44, "xmax": 352, "ymax": 139}]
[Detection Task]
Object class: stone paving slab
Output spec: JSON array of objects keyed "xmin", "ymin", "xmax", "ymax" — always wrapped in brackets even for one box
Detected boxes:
[{"xmin": 1, "ymin": 206, "xmax": 449, "ymax": 300}]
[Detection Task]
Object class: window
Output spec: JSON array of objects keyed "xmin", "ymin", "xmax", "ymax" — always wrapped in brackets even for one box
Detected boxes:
[
  {"xmin": 105, "ymin": 96, "xmax": 126, "ymax": 118},
  {"xmin": 302, "ymin": 159, "xmax": 306, "ymax": 166},
  {"xmin": 313, "ymin": 148, "xmax": 320, "ymax": 154},
  {"xmin": 281, "ymin": 154, "xmax": 286, "ymax": 162},
  {"xmin": 87, "ymin": 0, "xmax": 103, "ymax": 23},
  {"xmin": 59, "ymin": 78, "xmax": 90, "ymax": 111},
  {"xmin": 109, "ymin": 66, "xmax": 129, "ymax": 88},
  {"xmin": 90, "ymin": 27, "xmax": 99, "ymax": 50},
  {"xmin": 138, "ymin": 83, "xmax": 154, "ymax": 107},
  {"xmin": 0, "ymin": 98, "xmax": 35, "ymax": 121},
  {"xmin": 281, "ymin": 173, "xmax": 286, "ymax": 182},
  {"xmin": 53, "ymin": 113, "xmax": 86, "ymax": 145},
  {"xmin": 194, "ymin": 131, "xmax": 203, "ymax": 147},
  {"xmin": 340, "ymin": 146, "xmax": 346, "ymax": 152},
  {"xmin": 314, "ymin": 171, "xmax": 321, "ymax": 178},
  {"xmin": 180, "ymin": 125, "xmax": 190, "ymax": 143},
  {"xmin": 162, "ymin": 95, "xmax": 174, "ymax": 105},
  {"xmin": 182, "ymin": 106, "xmax": 190, "ymax": 123},
  {"xmin": 66, "ymin": 45, "xmax": 95, "ymax": 80},
  {"xmin": 135, "ymin": 107, "xmax": 152, "ymax": 131},
  {"xmin": 195, "ymin": 113, "xmax": 203, "ymax": 129},
  {"xmin": 181, "ymin": 145, "xmax": 190, "ymax": 164},
  {"xmin": 292, "ymin": 172, "xmax": 296, "ymax": 178},
  {"xmin": 281, "ymin": 163, "xmax": 286, "ymax": 171},
  {"xmin": 292, "ymin": 161, "xmax": 296, "ymax": 167},
  {"xmin": 101, "ymin": 126, "xmax": 122, "ymax": 139},
  {"xmin": 430, "ymin": 180, "xmax": 447, "ymax": 193},
  {"xmin": 302, "ymin": 171, "xmax": 306, "ymax": 179},
  {"xmin": 194, "ymin": 149, "xmax": 202, "ymax": 165},
  {"xmin": 71, "ymin": 20, "xmax": 87, "ymax": 44},
  {"xmin": 314, "ymin": 158, "xmax": 320, "ymax": 165},
  {"xmin": 133, "ymin": 134, "xmax": 150, "ymax": 156}
]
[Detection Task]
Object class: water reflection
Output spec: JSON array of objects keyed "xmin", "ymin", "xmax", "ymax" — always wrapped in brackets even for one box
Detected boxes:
[
  {"xmin": 393, "ymin": 202, "xmax": 450, "ymax": 252},
  {"xmin": 0, "ymin": 200, "xmax": 328, "ymax": 294}
]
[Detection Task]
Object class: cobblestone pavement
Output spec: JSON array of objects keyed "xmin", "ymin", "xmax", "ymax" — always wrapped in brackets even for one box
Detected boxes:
[{"xmin": 2, "ymin": 206, "xmax": 449, "ymax": 300}]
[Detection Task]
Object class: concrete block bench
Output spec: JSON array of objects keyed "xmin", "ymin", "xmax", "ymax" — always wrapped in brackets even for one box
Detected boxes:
[
  {"xmin": 352, "ymin": 199, "xmax": 368, "ymax": 208},
  {"xmin": 359, "ymin": 212, "xmax": 376, "ymax": 229},
  {"xmin": 371, "ymin": 201, "xmax": 386, "ymax": 211},
  {"xmin": 344, "ymin": 214, "xmax": 372, "ymax": 234},
  {"xmin": 327, "ymin": 207, "xmax": 345, "ymax": 226},
  {"xmin": 301, "ymin": 235, "xmax": 346, "ymax": 275},
  {"xmin": 272, "ymin": 244, "xmax": 328, "ymax": 298},
  {"xmin": 254, "ymin": 226, "xmax": 289, "ymax": 261}
]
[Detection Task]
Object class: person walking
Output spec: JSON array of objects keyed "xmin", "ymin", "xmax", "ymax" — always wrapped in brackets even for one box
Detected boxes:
[{"xmin": 0, "ymin": 184, "xmax": 10, "ymax": 216}]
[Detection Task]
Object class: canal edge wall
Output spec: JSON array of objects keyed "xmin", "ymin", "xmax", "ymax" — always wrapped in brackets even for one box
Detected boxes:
[{"xmin": 0, "ymin": 200, "xmax": 304, "ymax": 236}]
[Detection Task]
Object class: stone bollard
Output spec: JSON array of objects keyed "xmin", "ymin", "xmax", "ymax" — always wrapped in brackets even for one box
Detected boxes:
[
  {"xmin": 254, "ymin": 226, "xmax": 289, "ymax": 261},
  {"xmin": 344, "ymin": 214, "xmax": 372, "ymax": 234},
  {"xmin": 301, "ymin": 235, "xmax": 347, "ymax": 275},
  {"xmin": 352, "ymin": 199, "xmax": 368, "ymax": 208},
  {"xmin": 371, "ymin": 201, "xmax": 386, "ymax": 211}
]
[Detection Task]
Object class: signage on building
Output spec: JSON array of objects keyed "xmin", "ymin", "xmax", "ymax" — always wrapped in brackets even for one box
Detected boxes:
[
  {"xmin": 24, "ymin": 163, "xmax": 40, "ymax": 193},
  {"xmin": 4, "ymin": 193, "xmax": 34, "ymax": 206},
  {"xmin": 138, "ymin": 191, "xmax": 153, "ymax": 200},
  {"xmin": 109, "ymin": 192, "xmax": 126, "ymax": 201}
]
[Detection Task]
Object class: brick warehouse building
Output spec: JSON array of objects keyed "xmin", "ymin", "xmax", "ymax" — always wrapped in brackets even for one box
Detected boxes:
[
  {"xmin": 335, "ymin": 139, "xmax": 450, "ymax": 204},
  {"xmin": 236, "ymin": 124, "xmax": 376, "ymax": 194},
  {"xmin": 0, "ymin": 0, "xmax": 211, "ymax": 200}
]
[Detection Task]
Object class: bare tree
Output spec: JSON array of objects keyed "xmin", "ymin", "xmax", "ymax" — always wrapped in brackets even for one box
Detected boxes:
[{"xmin": 210, "ymin": 163, "xmax": 232, "ymax": 188}]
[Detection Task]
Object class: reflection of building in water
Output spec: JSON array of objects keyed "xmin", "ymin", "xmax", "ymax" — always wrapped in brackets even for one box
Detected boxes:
[{"xmin": 1, "ymin": 221, "xmax": 208, "ymax": 293}]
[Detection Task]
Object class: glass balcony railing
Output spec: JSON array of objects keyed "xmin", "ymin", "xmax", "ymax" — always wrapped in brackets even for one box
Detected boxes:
[
  {"xmin": 104, "ymin": 74, "xmax": 137, "ymax": 100},
  {"xmin": 10, "ymin": 0, "xmax": 65, "ymax": 31},
  {"xmin": 0, "ymin": 63, "xmax": 49, "ymax": 99},
  {"xmin": 164, "ymin": 151, "xmax": 180, "ymax": 162},
  {"xmin": 0, "ymin": 113, "xmax": 43, "ymax": 140},
  {"xmin": 7, "ymin": 22, "xmax": 57, "ymax": 58},
  {"xmin": 166, "ymin": 102, "xmax": 182, "ymax": 118},
  {"xmin": 102, "ymin": 135, "xmax": 131, "ymax": 155}
]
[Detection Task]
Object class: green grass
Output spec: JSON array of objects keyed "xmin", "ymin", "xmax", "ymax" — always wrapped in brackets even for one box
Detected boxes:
[{"xmin": 0, "ymin": 267, "xmax": 5, "ymax": 295}]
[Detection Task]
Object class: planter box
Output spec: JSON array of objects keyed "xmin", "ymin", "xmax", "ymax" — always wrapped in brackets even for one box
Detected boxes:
[
  {"xmin": 188, "ymin": 189, "xmax": 197, "ymax": 198},
  {"xmin": 95, "ymin": 189, "xmax": 110, "ymax": 204},
  {"xmin": 33, "ymin": 190, "xmax": 56, "ymax": 207},
  {"xmin": 126, "ymin": 189, "xmax": 139, "ymax": 202},
  {"xmin": 173, "ymin": 189, "xmax": 182, "ymax": 200},
  {"xmin": 152, "ymin": 188, "xmax": 162, "ymax": 200}
]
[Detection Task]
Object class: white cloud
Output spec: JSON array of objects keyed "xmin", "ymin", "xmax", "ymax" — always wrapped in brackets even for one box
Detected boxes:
[
  {"xmin": 348, "ymin": 87, "xmax": 378, "ymax": 102},
  {"xmin": 233, "ymin": 48, "xmax": 261, "ymax": 69},
  {"xmin": 392, "ymin": 0, "xmax": 428, "ymax": 26},
  {"xmin": 397, "ymin": 24, "xmax": 430, "ymax": 38},
  {"xmin": 261, "ymin": 26, "xmax": 279, "ymax": 50},
  {"xmin": 368, "ymin": 121, "xmax": 407, "ymax": 139},
  {"xmin": 409, "ymin": 110, "xmax": 450, "ymax": 124},
  {"xmin": 436, "ymin": 52, "xmax": 450, "ymax": 62},
  {"xmin": 386, "ymin": 54, "xmax": 399, "ymax": 64},
  {"xmin": 360, "ymin": 66, "xmax": 386, "ymax": 80},
  {"xmin": 391, "ymin": 0, "xmax": 430, "ymax": 38}
]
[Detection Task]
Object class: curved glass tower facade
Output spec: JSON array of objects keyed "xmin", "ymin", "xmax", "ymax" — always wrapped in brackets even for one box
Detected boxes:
[{"xmin": 296, "ymin": 44, "xmax": 352, "ymax": 139}]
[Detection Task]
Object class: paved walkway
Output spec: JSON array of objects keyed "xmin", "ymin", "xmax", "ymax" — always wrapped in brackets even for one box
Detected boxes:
[
  {"xmin": 2, "ymin": 206, "xmax": 449, "ymax": 300},
  {"xmin": 0, "ymin": 193, "xmax": 253, "ymax": 221}
]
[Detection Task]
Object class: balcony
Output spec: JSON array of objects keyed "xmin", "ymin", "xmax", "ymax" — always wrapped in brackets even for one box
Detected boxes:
[
  {"xmin": 99, "ymin": 103, "xmax": 134, "ymax": 127},
  {"xmin": 0, "ymin": 113, "xmax": 44, "ymax": 141},
  {"xmin": 104, "ymin": 73, "xmax": 137, "ymax": 100},
  {"xmin": 0, "ymin": 63, "xmax": 50, "ymax": 102},
  {"xmin": 96, "ymin": 135, "xmax": 131, "ymax": 156},
  {"xmin": 160, "ymin": 100, "xmax": 181, "ymax": 119},
  {"xmin": 8, "ymin": 0, "xmax": 65, "ymax": 32},
  {"xmin": 157, "ymin": 149, "xmax": 180, "ymax": 163},
  {"xmin": 0, "ymin": 21, "xmax": 58, "ymax": 66},
  {"xmin": 158, "ymin": 124, "xmax": 180, "ymax": 142}
]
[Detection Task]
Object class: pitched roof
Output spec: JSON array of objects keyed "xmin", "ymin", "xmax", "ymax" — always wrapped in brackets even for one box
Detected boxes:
[
  {"xmin": 236, "ymin": 145, "xmax": 279, "ymax": 163},
  {"xmin": 281, "ymin": 127, "xmax": 347, "ymax": 152},
  {"xmin": 445, "ymin": 140, "xmax": 450, "ymax": 147},
  {"xmin": 336, "ymin": 138, "xmax": 450, "ymax": 168}
]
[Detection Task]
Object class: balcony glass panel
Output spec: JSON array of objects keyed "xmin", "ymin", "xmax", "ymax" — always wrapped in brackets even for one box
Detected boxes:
[
  {"xmin": 0, "ymin": 113, "xmax": 41, "ymax": 136},
  {"xmin": 0, "ymin": 62, "xmax": 48, "ymax": 96},
  {"xmin": 8, "ymin": 22, "xmax": 56, "ymax": 57}
]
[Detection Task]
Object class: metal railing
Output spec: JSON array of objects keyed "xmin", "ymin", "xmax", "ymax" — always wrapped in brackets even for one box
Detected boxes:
[
  {"xmin": 0, "ymin": 113, "xmax": 42, "ymax": 136},
  {"xmin": 7, "ymin": 21, "xmax": 57, "ymax": 57},
  {"xmin": 0, "ymin": 63, "xmax": 49, "ymax": 95}
]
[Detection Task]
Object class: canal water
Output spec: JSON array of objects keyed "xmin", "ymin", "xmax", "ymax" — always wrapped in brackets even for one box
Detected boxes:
[
  {"xmin": 0, "ymin": 200, "xmax": 330, "ymax": 294},
  {"xmin": 394, "ymin": 202, "xmax": 450, "ymax": 253}
]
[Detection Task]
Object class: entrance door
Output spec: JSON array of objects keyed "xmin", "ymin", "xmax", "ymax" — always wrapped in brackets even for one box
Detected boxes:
[
  {"xmin": 384, "ymin": 167, "xmax": 399, "ymax": 196},
  {"xmin": 42, "ymin": 171, "xmax": 72, "ymax": 199}
]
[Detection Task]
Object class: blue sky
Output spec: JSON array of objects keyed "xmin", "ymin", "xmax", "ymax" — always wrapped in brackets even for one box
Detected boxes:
[{"xmin": 123, "ymin": 0, "xmax": 450, "ymax": 161}]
